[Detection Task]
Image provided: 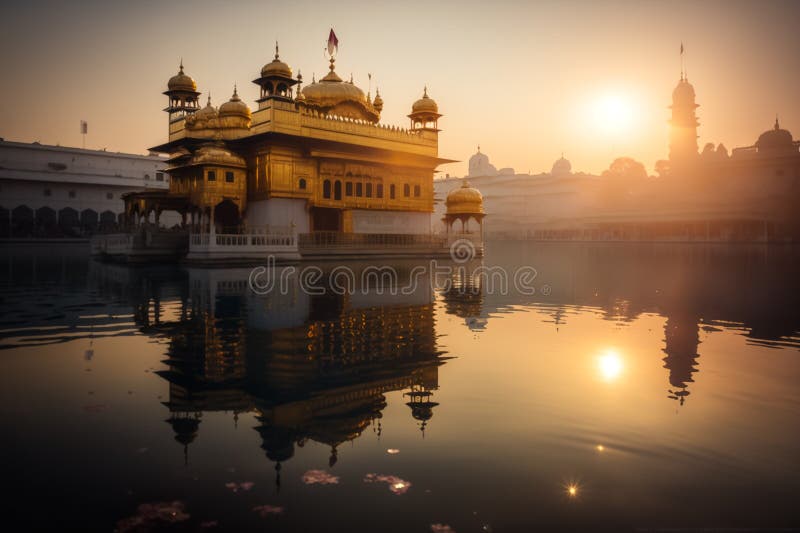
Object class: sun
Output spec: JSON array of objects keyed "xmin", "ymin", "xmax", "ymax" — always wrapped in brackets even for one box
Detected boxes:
[{"xmin": 592, "ymin": 93, "xmax": 635, "ymax": 135}]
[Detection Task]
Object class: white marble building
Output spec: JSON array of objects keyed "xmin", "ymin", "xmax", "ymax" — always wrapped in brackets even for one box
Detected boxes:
[{"xmin": 0, "ymin": 139, "xmax": 170, "ymax": 238}]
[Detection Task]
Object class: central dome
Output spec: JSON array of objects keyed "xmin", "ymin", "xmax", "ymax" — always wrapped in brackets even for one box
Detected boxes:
[
  {"xmin": 300, "ymin": 60, "xmax": 379, "ymax": 123},
  {"xmin": 218, "ymin": 87, "xmax": 251, "ymax": 119}
]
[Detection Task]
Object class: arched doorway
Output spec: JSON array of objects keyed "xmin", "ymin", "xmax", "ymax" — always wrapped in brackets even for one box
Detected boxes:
[
  {"xmin": 35, "ymin": 206, "xmax": 56, "ymax": 236},
  {"xmin": 12, "ymin": 205, "xmax": 33, "ymax": 237},
  {"xmin": 59, "ymin": 207, "xmax": 80, "ymax": 236},
  {"xmin": 80, "ymin": 209, "xmax": 99, "ymax": 233},
  {"xmin": 214, "ymin": 200, "xmax": 240, "ymax": 232},
  {"xmin": 100, "ymin": 210, "xmax": 117, "ymax": 231}
]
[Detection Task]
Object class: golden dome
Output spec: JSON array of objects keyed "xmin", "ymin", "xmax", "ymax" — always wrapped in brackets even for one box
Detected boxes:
[
  {"xmin": 194, "ymin": 95, "xmax": 218, "ymax": 120},
  {"xmin": 373, "ymin": 89, "xmax": 383, "ymax": 111},
  {"xmin": 446, "ymin": 180, "xmax": 484, "ymax": 215},
  {"xmin": 167, "ymin": 62, "xmax": 197, "ymax": 92},
  {"xmin": 411, "ymin": 87, "xmax": 439, "ymax": 115},
  {"xmin": 218, "ymin": 86, "xmax": 251, "ymax": 118},
  {"xmin": 261, "ymin": 43, "xmax": 293, "ymax": 78},
  {"xmin": 191, "ymin": 143, "xmax": 246, "ymax": 168},
  {"xmin": 301, "ymin": 60, "xmax": 379, "ymax": 123}
]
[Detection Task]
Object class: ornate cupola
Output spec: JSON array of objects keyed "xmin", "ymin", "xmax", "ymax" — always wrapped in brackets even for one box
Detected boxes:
[
  {"xmin": 164, "ymin": 60, "xmax": 201, "ymax": 123},
  {"xmin": 253, "ymin": 42, "xmax": 298, "ymax": 108},
  {"xmin": 408, "ymin": 87, "xmax": 442, "ymax": 132}
]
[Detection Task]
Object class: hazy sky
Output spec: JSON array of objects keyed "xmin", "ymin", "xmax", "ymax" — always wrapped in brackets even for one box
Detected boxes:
[{"xmin": 1, "ymin": 0, "xmax": 798, "ymax": 176}]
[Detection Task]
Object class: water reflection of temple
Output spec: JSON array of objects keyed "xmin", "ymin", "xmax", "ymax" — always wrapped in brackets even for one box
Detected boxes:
[
  {"xmin": 662, "ymin": 314, "xmax": 700, "ymax": 406},
  {"xmin": 140, "ymin": 264, "xmax": 445, "ymax": 477}
]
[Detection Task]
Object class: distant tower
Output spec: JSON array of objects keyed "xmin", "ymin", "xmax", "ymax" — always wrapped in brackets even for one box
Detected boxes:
[
  {"xmin": 668, "ymin": 58, "xmax": 699, "ymax": 169},
  {"xmin": 163, "ymin": 61, "xmax": 201, "ymax": 124}
]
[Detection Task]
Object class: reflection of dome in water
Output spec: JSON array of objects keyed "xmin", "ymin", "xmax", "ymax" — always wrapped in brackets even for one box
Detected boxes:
[
  {"xmin": 662, "ymin": 315, "xmax": 700, "ymax": 406},
  {"xmin": 756, "ymin": 118, "xmax": 794, "ymax": 152}
]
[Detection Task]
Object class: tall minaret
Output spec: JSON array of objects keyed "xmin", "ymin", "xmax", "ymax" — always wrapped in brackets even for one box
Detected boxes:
[
  {"xmin": 668, "ymin": 46, "xmax": 699, "ymax": 170},
  {"xmin": 163, "ymin": 60, "xmax": 200, "ymax": 124}
]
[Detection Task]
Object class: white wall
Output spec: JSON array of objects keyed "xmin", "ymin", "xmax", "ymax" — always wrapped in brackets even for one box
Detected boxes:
[
  {"xmin": 350, "ymin": 209, "xmax": 431, "ymax": 234},
  {"xmin": 246, "ymin": 198, "xmax": 309, "ymax": 233}
]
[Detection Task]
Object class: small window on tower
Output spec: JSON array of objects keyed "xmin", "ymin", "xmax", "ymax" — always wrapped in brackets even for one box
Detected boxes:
[
  {"xmin": 414, "ymin": 184, "xmax": 421, "ymax": 197},
  {"xmin": 377, "ymin": 184, "xmax": 384, "ymax": 198},
  {"xmin": 366, "ymin": 183, "xmax": 373, "ymax": 198},
  {"xmin": 404, "ymin": 183, "xmax": 410, "ymax": 197},
  {"xmin": 390, "ymin": 184, "xmax": 396, "ymax": 199},
  {"xmin": 345, "ymin": 182, "xmax": 353, "ymax": 196},
  {"xmin": 207, "ymin": 170, "xmax": 216, "ymax": 181},
  {"xmin": 299, "ymin": 178, "xmax": 307, "ymax": 190},
  {"xmin": 225, "ymin": 171, "xmax": 234, "ymax": 183},
  {"xmin": 356, "ymin": 183, "xmax": 363, "ymax": 197}
]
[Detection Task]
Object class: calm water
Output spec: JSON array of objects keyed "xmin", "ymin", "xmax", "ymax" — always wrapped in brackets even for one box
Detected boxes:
[{"xmin": 1, "ymin": 242, "xmax": 799, "ymax": 532}]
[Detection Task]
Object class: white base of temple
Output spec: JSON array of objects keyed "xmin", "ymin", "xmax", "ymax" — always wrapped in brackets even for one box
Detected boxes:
[{"xmin": 185, "ymin": 227, "xmax": 300, "ymax": 263}]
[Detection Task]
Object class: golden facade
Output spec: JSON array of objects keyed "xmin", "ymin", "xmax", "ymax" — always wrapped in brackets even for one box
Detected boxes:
[{"xmin": 147, "ymin": 41, "xmax": 452, "ymax": 234}]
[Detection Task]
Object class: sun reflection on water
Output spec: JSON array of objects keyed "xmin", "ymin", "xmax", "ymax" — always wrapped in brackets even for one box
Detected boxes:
[{"xmin": 597, "ymin": 349, "xmax": 624, "ymax": 381}]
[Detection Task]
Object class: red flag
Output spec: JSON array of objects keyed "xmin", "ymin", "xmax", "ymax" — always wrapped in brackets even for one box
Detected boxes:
[{"xmin": 327, "ymin": 28, "xmax": 338, "ymax": 57}]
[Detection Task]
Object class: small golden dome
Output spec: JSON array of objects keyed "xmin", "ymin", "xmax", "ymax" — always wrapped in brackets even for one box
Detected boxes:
[
  {"xmin": 261, "ymin": 44, "xmax": 293, "ymax": 78},
  {"xmin": 191, "ymin": 143, "xmax": 246, "ymax": 168},
  {"xmin": 167, "ymin": 62, "xmax": 197, "ymax": 92},
  {"xmin": 194, "ymin": 95, "xmax": 218, "ymax": 120},
  {"xmin": 411, "ymin": 87, "xmax": 439, "ymax": 114},
  {"xmin": 218, "ymin": 86, "xmax": 251, "ymax": 118},
  {"xmin": 446, "ymin": 180, "xmax": 484, "ymax": 215},
  {"xmin": 373, "ymin": 89, "xmax": 384, "ymax": 111}
]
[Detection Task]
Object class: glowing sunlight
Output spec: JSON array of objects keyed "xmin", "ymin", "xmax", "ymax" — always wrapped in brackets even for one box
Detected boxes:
[{"xmin": 597, "ymin": 349, "xmax": 624, "ymax": 381}]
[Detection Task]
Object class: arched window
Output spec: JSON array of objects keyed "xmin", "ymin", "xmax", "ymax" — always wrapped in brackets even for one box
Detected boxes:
[
  {"xmin": 403, "ymin": 183, "xmax": 410, "ymax": 197},
  {"xmin": 390, "ymin": 184, "xmax": 396, "ymax": 199},
  {"xmin": 298, "ymin": 178, "xmax": 307, "ymax": 190},
  {"xmin": 414, "ymin": 184, "xmax": 421, "ymax": 197},
  {"xmin": 334, "ymin": 180, "xmax": 342, "ymax": 200},
  {"xmin": 323, "ymin": 179, "xmax": 332, "ymax": 199}
]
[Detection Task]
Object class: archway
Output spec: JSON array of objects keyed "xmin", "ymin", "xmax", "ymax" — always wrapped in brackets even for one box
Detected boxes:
[
  {"xmin": 35, "ymin": 206, "xmax": 56, "ymax": 236},
  {"xmin": 59, "ymin": 207, "xmax": 80, "ymax": 236},
  {"xmin": 100, "ymin": 210, "xmax": 117, "ymax": 231},
  {"xmin": 214, "ymin": 199, "xmax": 240, "ymax": 232},
  {"xmin": 80, "ymin": 209, "xmax": 99, "ymax": 233},
  {"xmin": 12, "ymin": 205, "xmax": 33, "ymax": 237}
]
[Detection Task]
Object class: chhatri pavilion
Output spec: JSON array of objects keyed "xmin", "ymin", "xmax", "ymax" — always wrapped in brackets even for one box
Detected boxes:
[{"xmin": 104, "ymin": 35, "xmax": 474, "ymax": 262}]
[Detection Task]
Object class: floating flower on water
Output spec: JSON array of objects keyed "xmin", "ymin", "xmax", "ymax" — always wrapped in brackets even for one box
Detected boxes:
[
  {"xmin": 253, "ymin": 504, "xmax": 284, "ymax": 517},
  {"xmin": 364, "ymin": 473, "xmax": 411, "ymax": 495},
  {"xmin": 386, "ymin": 449, "xmax": 400, "ymax": 454},
  {"xmin": 225, "ymin": 481, "xmax": 255, "ymax": 493},
  {"xmin": 302, "ymin": 469, "xmax": 339, "ymax": 485},
  {"xmin": 431, "ymin": 524, "xmax": 456, "ymax": 533},
  {"xmin": 116, "ymin": 500, "xmax": 190, "ymax": 533}
]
